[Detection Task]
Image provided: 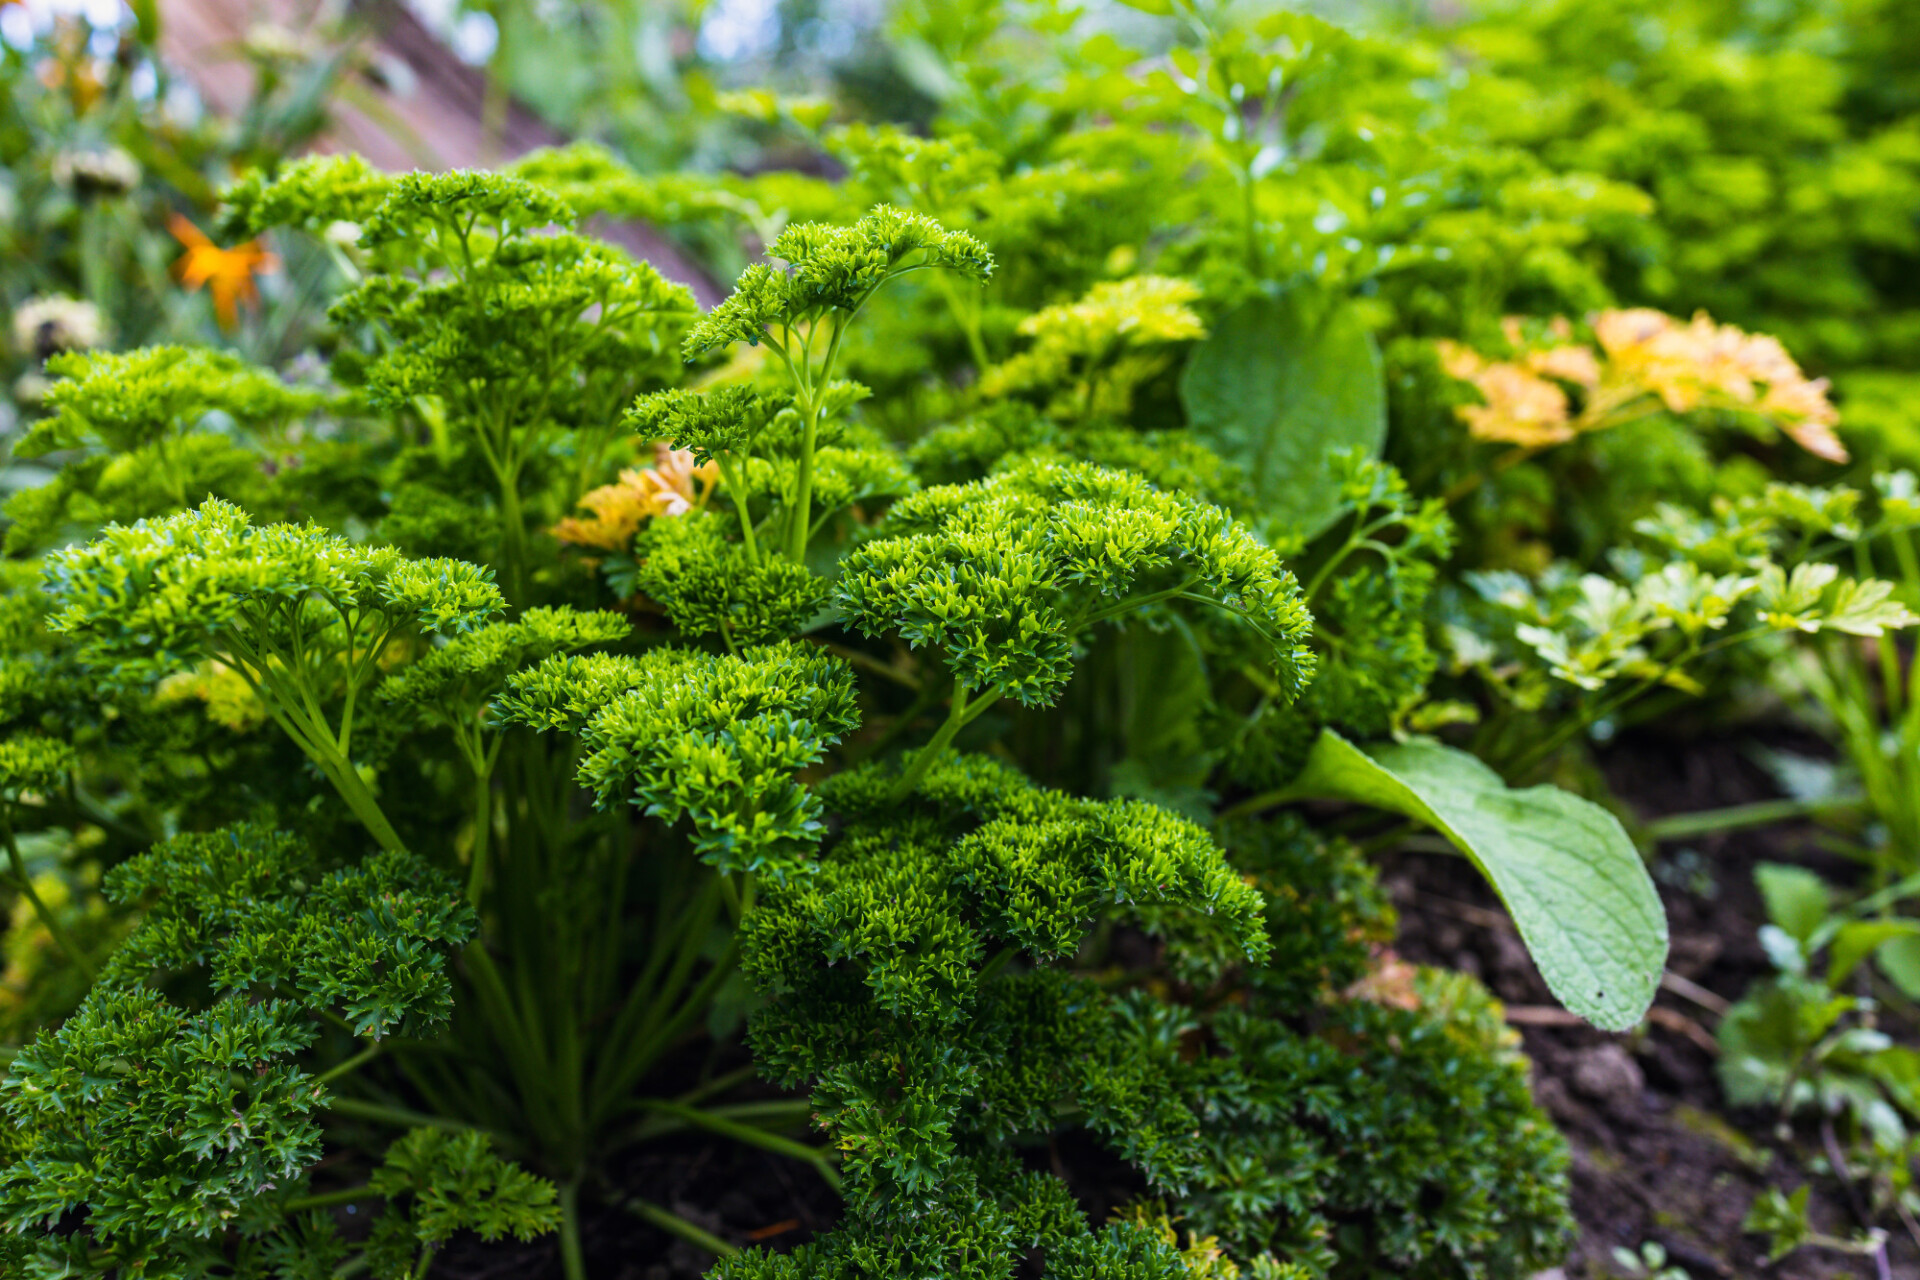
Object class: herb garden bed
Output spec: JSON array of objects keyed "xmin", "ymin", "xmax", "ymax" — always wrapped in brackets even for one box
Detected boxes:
[
  {"xmin": 423, "ymin": 727, "xmax": 1915, "ymax": 1280},
  {"xmin": 390, "ymin": 728, "xmax": 1883, "ymax": 1280},
  {"xmin": 7, "ymin": 0, "xmax": 1920, "ymax": 1275}
]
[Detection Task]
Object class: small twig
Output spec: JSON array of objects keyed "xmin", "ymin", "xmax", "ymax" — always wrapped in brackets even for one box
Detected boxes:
[
  {"xmin": 1500, "ymin": 1006, "xmax": 1585, "ymax": 1026},
  {"xmin": 1660, "ymin": 970, "xmax": 1731, "ymax": 1018},
  {"xmin": 1897, "ymin": 1198, "xmax": 1920, "ymax": 1256},
  {"xmin": 745, "ymin": 1218, "xmax": 799, "ymax": 1242},
  {"xmin": 1646, "ymin": 1007, "xmax": 1721, "ymax": 1056},
  {"xmin": 1823, "ymin": 1116, "xmax": 1893, "ymax": 1280},
  {"xmin": 1412, "ymin": 890, "xmax": 1508, "ymax": 931}
]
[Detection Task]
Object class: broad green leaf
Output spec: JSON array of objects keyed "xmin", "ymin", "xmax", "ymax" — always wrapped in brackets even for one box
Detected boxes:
[
  {"xmin": 1280, "ymin": 730, "xmax": 1667, "ymax": 1030},
  {"xmin": 1754, "ymin": 862, "xmax": 1831, "ymax": 946},
  {"xmin": 1178, "ymin": 291, "xmax": 1386, "ymax": 539}
]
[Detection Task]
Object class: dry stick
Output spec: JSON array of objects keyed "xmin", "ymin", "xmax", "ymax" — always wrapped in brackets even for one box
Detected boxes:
[
  {"xmin": 1660, "ymin": 970, "xmax": 1731, "ymax": 1018},
  {"xmin": 1898, "ymin": 1199, "xmax": 1920, "ymax": 1256},
  {"xmin": 1822, "ymin": 1116, "xmax": 1893, "ymax": 1280}
]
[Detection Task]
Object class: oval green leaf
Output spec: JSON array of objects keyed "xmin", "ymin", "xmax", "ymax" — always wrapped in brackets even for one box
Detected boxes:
[{"xmin": 1281, "ymin": 730, "xmax": 1668, "ymax": 1030}]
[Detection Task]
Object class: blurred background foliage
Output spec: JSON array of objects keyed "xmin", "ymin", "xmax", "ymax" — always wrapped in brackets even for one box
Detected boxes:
[{"xmin": 8, "ymin": 0, "xmax": 1916, "ymax": 434}]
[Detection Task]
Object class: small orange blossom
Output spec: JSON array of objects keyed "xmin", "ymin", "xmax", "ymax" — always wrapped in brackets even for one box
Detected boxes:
[
  {"xmin": 554, "ymin": 443, "xmax": 720, "ymax": 552},
  {"xmin": 168, "ymin": 213, "xmax": 278, "ymax": 331}
]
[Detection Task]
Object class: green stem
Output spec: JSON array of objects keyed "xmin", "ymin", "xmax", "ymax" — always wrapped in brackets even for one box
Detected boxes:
[
  {"xmin": 626, "ymin": 1100, "xmax": 816, "ymax": 1145},
  {"xmin": 714, "ymin": 454, "xmax": 761, "ymax": 568},
  {"xmin": 786, "ymin": 314, "xmax": 849, "ymax": 563},
  {"xmin": 1239, "ymin": 162, "xmax": 1260, "ymax": 276},
  {"xmin": 318, "ymin": 746, "xmax": 410, "ymax": 857},
  {"xmin": 935, "ymin": 273, "xmax": 992, "ymax": 372},
  {"xmin": 225, "ymin": 640, "xmax": 409, "ymax": 857},
  {"xmin": 467, "ymin": 751, "xmax": 493, "ymax": 910},
  {"xmin": 1218, "ymin": 787, "xmax": 1290, "ymax": 822},
  {"xmin": 891, "ymin": 683, "xmax": 996, "ymax": 801},
  {"xmin": 625, "ymin": 1196, "xmax": 739, "ymax": 1258},
  {"xmin": 286, "ymin": 1184, "xmax": 378, "ymax": 1212},
  {"xmin": 674, "ymin": 1063, "xmax": 760, "ymax": 1109},
  {"xmin": 316, "ymin": 1041, "xmax": 385, "ymax": 1086},
  {"xmin": 977, "ymin": 945, "xmax": 1017, "ymax": 984},
  {"xmin": 461, "ymin": 940, "xmax": 557, "ymax": 1124},
  {"xmin": 326, "ymin": 1097, "xmax": 497, "ymax": 1135},
  {"xmin": 1643, "ymin": 795, "xmax": 1865, "ymax": 842},
  {"xmin": 787, "ymin": 405, "xmax": 820, "ymax": 564},
  {"xmin": 558, "ymin": 1182, "xmax": 587, "ymax": 1280},
  {"xmin": 589, "ymin": 935, "xmax": 740, "ymax": 1125},
  {"xmin": 846, "ymin": 680, "xmax": 943, "ymax": 766},
  {"xmin": 1, "ymin": 817, "xmax": 95, "ymax": 980},
  {"xmin": 636, "ymin": 1099, "xmax": 840, "ymax": 1192}
]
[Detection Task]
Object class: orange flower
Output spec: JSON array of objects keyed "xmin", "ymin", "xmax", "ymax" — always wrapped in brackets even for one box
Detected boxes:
[
  {"xmin": 1524, "ymin": 344, "xmax": 1601, "ymax": 389},
  {"xmin": 1459, "ymin": 365, "xmax": 1575, "ymax": 447},
  {"xmin": 1443, "ymin": 310, "xmax": 1846, "ymax": 464},
  {"xmin": 554, "ymin": 443, "xmax": 720, "ymax": 551},
  {"xmin": 1436, "ymin": 340, "xmax": 1575, "ymax": 447},
  {"xmin": 1594, "ymin": 308, "xmax": 1845, "ymax": 462},
  {"xmin": 169, "ymin": 213, "xmax": 278, "ymax": 331}
]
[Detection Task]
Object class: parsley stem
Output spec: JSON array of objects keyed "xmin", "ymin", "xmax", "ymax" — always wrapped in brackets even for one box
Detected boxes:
[
  {"xmin": 316, "ymin": 1041, "xmax": 385, "ymax": 1086},
  {"xmin": 978, "ymin": 945, "xmax": 1018, "ymax": 984},
  {"xmin": 625, "ymin": 1196, "xmax": 739, "ymax": 1258},
  {"xmin": 635, "ymin": 1099, "xmax": 840, "ymax": 1192},
  {"xmin": 459, "ymin": 942, "xmax": 553, "ymax": 1114},
  {"xmin": 284, "ymin": 1184, "xmax": 376, "ymax": 1212},
  {"xmin": 326, "ymin": 1097, "xmax": 498, "ymax": 1136},
  {"xmin": 713, "ymin": 454, "xmax": 761, "ymax": 568},
  {"xmin": 558, "ymin": 1182, "xmax": 588, "ymax": 1280},
  {"xmin": 463, "ymin": 727, "xmax": 498, "ymax": 910},
  {"xmin": 845, "ymin": 680, "xmax": 943, "ymax": 766},
  {"xmin": 891, "ymin": 682, "xmax": 999, "ymax": 801},
  {"xmin": 1642, "ymin": 795, "xmax": 1864, "ymax": 842},
  {"xmin": 787, "ymin": 338, "xmax": 834, "ymax": 564},
  {"xmin": 673, "ymin": 1063, "xmax": 760, "ymax": 1109},
  {"xmin": 589, "ymin": 935, "xmax": 740, "ymax": 1124},
  {"xmin": 1, "ymin": 816, "xmax": 95, "ymax": 981}
]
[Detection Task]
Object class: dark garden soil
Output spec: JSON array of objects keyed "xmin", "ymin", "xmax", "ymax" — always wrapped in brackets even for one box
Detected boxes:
[
  {"xmin": 1376, "ymin": 727, "xmax": 1920, "ymax": 1280},
  {"xmin": 436, "ymin": 728, "xmax": 1920, "ymax": 1279}
]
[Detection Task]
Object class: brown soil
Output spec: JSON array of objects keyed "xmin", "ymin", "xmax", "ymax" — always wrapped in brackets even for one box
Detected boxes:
[{"xmin": 1376, "ymin": 728, "xmax": 1918, "ymax": 1280}]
